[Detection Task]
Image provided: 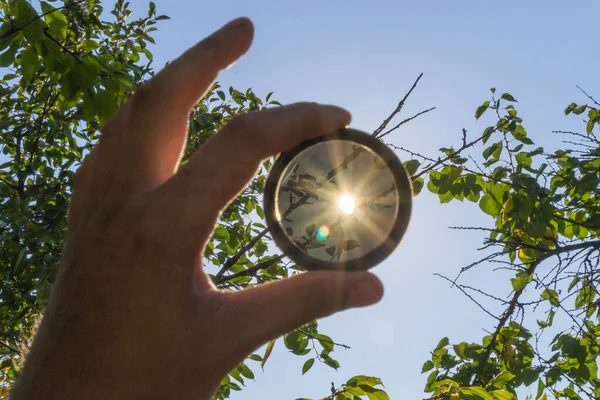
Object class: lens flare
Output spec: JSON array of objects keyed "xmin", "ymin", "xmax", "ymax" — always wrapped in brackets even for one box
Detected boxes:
[
  {"xmin": 316, "ymin": 225, "xmax": 330, "ymax": 242},
  {"xmin": 338, "ymin": 193, "xmax": 356, "ymax": 215}
]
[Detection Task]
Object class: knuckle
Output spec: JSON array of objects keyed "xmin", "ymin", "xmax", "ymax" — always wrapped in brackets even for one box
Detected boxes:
[
  {"xmin": 225, "ymin": 113, "xmax": 262, "ymax": 147},
  {"xmin": 226, "ymin": 113, "xmax": 256, "ymax": 136},
  {"xmin": 131, "ymin": 81, "xmax": 160, "ymax": 110},
  {"xmin": 294, "ymin": 102, "xmax": 327, "ymax": 133},
  {"xmin": 311, "ymin": 103, "xmax": 329, "ymax": 133}
]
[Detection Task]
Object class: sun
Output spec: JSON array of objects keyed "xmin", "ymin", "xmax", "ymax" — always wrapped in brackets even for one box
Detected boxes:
[{"xmin": 337, "ymin": 193, "xmax": 356, "ymax": 215}]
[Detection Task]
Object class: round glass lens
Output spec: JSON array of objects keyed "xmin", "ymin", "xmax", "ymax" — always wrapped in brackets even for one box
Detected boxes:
[{"xmin": 273, "ymin": 140, "xmax": 400, "ymax": 263}]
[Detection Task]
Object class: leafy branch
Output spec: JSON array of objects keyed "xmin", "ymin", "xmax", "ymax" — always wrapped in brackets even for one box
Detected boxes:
[{"xmin": 0, "ymin": 0, "xmax": 85, "ymax": 41}]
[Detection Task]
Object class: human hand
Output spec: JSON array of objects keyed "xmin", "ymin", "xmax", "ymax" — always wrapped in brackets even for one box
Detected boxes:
[{"xmin": 11, "ymin": 18, "xmax": 384, "ymax": 400}]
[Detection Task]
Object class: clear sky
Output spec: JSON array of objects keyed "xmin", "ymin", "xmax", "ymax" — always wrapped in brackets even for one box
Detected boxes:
[{"xmin": 142, "ymin": 1, "xmax": 600, "ymax": 398}]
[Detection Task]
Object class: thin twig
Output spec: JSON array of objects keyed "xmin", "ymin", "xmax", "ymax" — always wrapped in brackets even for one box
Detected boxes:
[
  {"xmin": 373, "ymin": 73, "xmax": 424, "ymax": 138},
  {"xmin": 213, "ymin": 254, "xmax": 284, "ymax": 285},
  {"xmin": 377, "ymin": 107, "xmax": 436, "ymax": 139},
  {"xmin": 215, "ymin": 227, "xmax": 269, "ymax": 278},
  {"xmin": 435, "ymin": 273, "xmax": 500, "ymax": 320},
  {"xmin": 43, "ymin": 28, "xmax": 81, "ymax": 62},
  {"xmin": 0, "ymin": 340, "xmax": 19, "ymax": 354},
  {"xmin": 297, "ymin": 328, "xmax": 351, "ymax": 350},
  {"xmin": 0, "ymin": 0, "xmax": 85, "ymax": 41},
  {"xmin": 577, "ymin": 85, "xmax": 600, "ymax": 107}
]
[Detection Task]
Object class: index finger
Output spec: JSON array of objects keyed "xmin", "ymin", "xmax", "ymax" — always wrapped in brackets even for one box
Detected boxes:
[{"xmin": 154, "ymin": 103, "xmax": 351, "ymax": 246}]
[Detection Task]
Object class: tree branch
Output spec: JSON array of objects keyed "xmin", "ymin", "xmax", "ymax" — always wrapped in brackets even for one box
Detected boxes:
[
  {"xmin": 0, "ymin": 177, "xmax": 19, "ymax": 191},
  {"xmin": 373, "ymin": 73, "xmax": 424, "ymax": 138},
  {"xmin": 297, "ymin": 328, "xmax": 351, "ymax": 350},
  {"xmin": 0, "ymin": 0, "xmax": 85, "ymax": 41},
  {"xmin": 214, "ymin": 227, "xmax": 270, "ymax": 278},
  {"xmin": 577, "ymin": 85, "xmax": 600, "ymax": 107},
  {"xmin": 43, "ymin": 28, "xmax": 81, "ymax": 62},
  {"xmin": 476, "ymin": 239, "xmax": 600, "ymax": 375},
  {"xmin": 376, "ymin": 107, "xmax": 436, "ymax": 140},
  {"xmin": 213, "ymin": 254, "xmax": 284, "ymax": 285},
  {"xmin": 0, "ymin": 339, "xmax": 19, "ymax": 354},
  {"xmin": 435, "ymin": 273, "xmax": 500, "ymax": 320}
]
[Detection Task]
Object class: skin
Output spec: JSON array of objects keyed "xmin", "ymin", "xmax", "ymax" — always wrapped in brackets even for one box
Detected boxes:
[{"xmin": 10, "ymin": 18, "xmax": 384, "ymax": 400}]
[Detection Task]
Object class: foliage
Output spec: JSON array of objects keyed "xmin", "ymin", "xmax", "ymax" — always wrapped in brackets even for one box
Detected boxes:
[{"xmin": 413, "ymin": 89, "xmax": 600, "ymax": 399}]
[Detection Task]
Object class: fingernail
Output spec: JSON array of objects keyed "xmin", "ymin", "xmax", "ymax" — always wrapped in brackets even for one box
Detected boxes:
[
  {"xmin": 323, "ymin": 105, "xmax": 352, "ymax": 126},
  {"xmin": 223, "ymin": 17, "xmax": 252, "ymax": 38},
  {"xmin": 345, "ymin": 273, "xmax": 384, "ymax": 308}
]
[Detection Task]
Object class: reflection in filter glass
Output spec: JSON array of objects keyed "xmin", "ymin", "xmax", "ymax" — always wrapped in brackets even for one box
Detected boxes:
[{"xmin": 275, "ymin": 140, "xmax": 400, "ymax": 263}]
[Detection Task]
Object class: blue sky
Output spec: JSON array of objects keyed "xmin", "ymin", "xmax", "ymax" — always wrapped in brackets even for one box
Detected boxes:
[{"xmin": 143, "ymin": 1, "xmax": 600, "ymax": 398}]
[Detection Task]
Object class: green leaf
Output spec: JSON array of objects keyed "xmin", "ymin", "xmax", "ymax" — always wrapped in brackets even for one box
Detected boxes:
[
  {"xmin": 482, "ymin": 126, "xmax": 494, "ymax": 144},
  {"xmin": 435, "ymin": 337, "xmax": 449, "ymax": 351},
  {"xmin": 511, "ymin": 271, "xmax": 530, "ymax": 291},
  {"xmin": 256, "ymin": 205, "xmax": 265, "ymax": 219},
  {"xmin": 404, "ymin": 159, "xmax": 420, "ymax": 176},
  {"xmin": 322, "ymin": 355, "xmax": 340, "ymax": 370},
  {"xmin": 0, "ymin": 43, "xmax": 19, "ymax": 68},
  {"xmin": 491, "ymin": 390, "xmax": 517, "ymax": 400},
  {"xmin": 587, "ymin": 116, "xmax": 598, "ymax": 134},
  {"xmin": 541, "ymin": 288, "xmax": 560, "ymax": 306},
  {"xmin": 247, "ymin": 354, "xmax": 262, "ymax": 362},
  {"xmin": 460, "ymin": 387, "xmax": 494, "ymax": 400},
  {"xmin": 421, "ymin": 360, "xmax": 434, "ymax": 373},
  {"xmin": 317, "ymin": 334, "xmax": 334, "ymax": 351},
  {"xmin": 365, "ymin": 389, "xmax": 390, "ymax": 400},
  {"xmin": 302, "ymin": 358, "xmax": 315, "ymax": 375},
  {"xmin": 94, "ymin": 89, "xmax": 117, "ymax": 124},
  {"xmin": 536, "ymin": 380, "xmax": 545, "ymax": 399},
  {"xmin": 512, "ymin": 125, "xmax": 534, "ymax": 145},
  {"xmin": 568, "ymin": 276, "xmax": 580, "ymax": 292},
  {"xmin": 483, "ymin": 142, "xmax": 502, "ymax": 160},
  {"xmin": 475, "ymin": 101, "xmax": 490, "ymax": 119},
  {"xmin": 564, "ymin": 102, "xmax": 577, "ymax": 115},
  {"xmin": 238, "ymin": 363, "xmax": 254, "ymax": 380},
  {"xmin": 213, "ymin": 226, "xmax": 229, "ymax": 240},
  {"xmin": 515, "ymin": 152, "xmax": 532, "ymax": 167},
  {"xmin": 412, "ymin": 177, "xmax": 424, "ymax": 196},
  {"xmin": 501, "ymin": 93, "xmax": 518, "ymax": 102},
  {"xmin": 261, "ymin": 339, "xmax": 275, "ymax": 370},
  {"xmin": 79, "ymin": 40, "xmax": 100, "ymax": 51},
  {"xmin": 13, "ymin": 248, "xmax": 26, "ymax": 276},
  {"xmin": 284, "ymin": 331, "xmax": 301, "ymax": 351},
  {"xmin": 488, "ymin": 370, "xmax": 516, "ymax": 388},
  {"xmin": 20, "ymin": 45, "xmax": 38, "ymax": 80},
  {"xmin": 40, "ymin": 1, "xmax": 68, "ymax": 40},
  {"xmin": 479, "ymin": 194, "xmax": 501, "ymax": 216}
]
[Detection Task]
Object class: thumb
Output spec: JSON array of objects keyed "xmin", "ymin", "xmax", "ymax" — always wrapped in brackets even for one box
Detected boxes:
[{"xmin": 227, "ymin": 271, "xmax": 384, "ymax": 351}]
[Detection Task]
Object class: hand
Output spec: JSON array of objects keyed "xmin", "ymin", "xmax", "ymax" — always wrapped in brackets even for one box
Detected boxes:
[{"xmin": 11, "ymin": 18, "xmax": 384, "ymax": 400}]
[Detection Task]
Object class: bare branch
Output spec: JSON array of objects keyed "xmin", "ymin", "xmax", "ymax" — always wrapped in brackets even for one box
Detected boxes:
[
  {"xmin": 435, "ymin": 273, "xmax": 500, "ymax": 320},
  {"xmin": 376, "ymin": 107, "xmax": 436, "ymax": 140},
  {"xmin": 373, "ymin": 73, "xmax": 424, "ymax": 138},
  {"xmin": 576, "ymin": 85, "xmax": 600, "ymax": 107}
]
